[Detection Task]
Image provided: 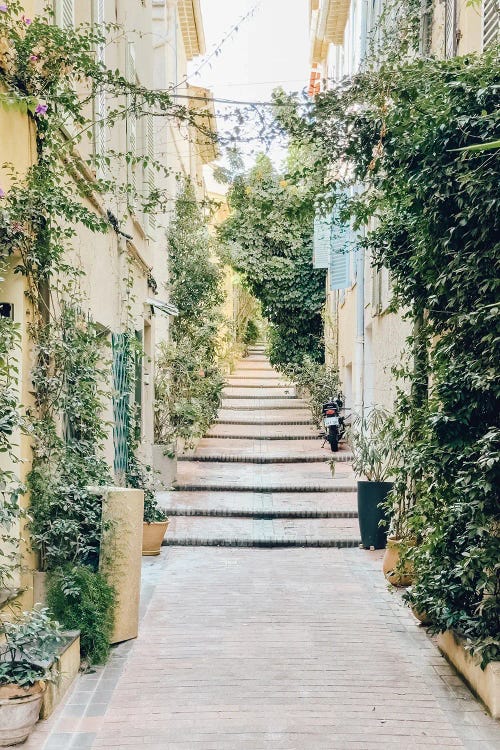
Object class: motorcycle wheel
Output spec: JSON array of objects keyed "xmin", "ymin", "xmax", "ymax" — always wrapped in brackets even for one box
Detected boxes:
[{"xmin": 328, "ymin": 427, "xmax": 339, "ymax": 452}]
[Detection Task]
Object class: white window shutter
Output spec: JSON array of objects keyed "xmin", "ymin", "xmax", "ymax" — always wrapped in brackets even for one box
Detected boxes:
[
  {"xmin": 444, "ymin": 0, "xmax": 457, "ymax": 57},
  {"xmin": 55, "ymin": 0, "xmax": 74, "ymax": 29},
  {"xmin": 483, "ymin": 0, "xmax": 499, "ymax": 49},
  {"xmin": 147, "ymin": 114, "xmax": 156, "ymax": 231},
  {"xmin": 313, "ymin": 215, "xmax": 331, "ymax": 269},
  {"xmin": 126, "ymin": 43, "xmax": 137, "ymax": 206},
  {"xmin": 329, "ymin": 219, "xmax": 350, "ymax": 291}
]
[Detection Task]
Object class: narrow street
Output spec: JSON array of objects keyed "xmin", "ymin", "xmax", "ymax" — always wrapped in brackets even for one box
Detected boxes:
[{"xmin": 25, "ymin": 348, "xmax": 500, "ymax": 749}]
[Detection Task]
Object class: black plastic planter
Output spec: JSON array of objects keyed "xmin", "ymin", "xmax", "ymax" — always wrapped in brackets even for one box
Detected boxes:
[{"xmin": 357, "ymin": 480, "xmax": 392, "ymax": 550}]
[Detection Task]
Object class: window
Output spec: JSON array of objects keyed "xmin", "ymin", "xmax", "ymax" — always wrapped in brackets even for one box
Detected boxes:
[{"xmin": 126, "ymin": 42, "xmax": 138, "ymax": 208}]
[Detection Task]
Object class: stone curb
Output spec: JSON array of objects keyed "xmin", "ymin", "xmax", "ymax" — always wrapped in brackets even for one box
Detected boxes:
[
  {"xmin": 207, "ymin": 434, "xmax": 319, "ymax": 440},
  {"xmin": 160, "ymin": 509, "xmax": 358, "ymax": 518},
  {"xmin": 162, "ymin": 537, "xmax": 361, "ymax": 548},
  {"xmin": 178, "ymin": 455, "xmax": 353, "ymax": 464},
  {"xmin": 173, "ymin": 483, "xmax": 357, "ymax": 492},
  {"xmin": 216, "ymin": 419, "xmax": 314, "ymax": 425}
]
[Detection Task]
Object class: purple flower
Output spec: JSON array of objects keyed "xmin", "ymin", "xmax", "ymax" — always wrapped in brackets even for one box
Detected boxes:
[
  {"xmin": 35, "ymin": 102, "xmax": 48, "ymax": 116},
  {"xmin": 0, "ymin": 188, "xmax": 5, "ymax": 199},
  {"xmin": 22, "ymin": 15, "xmax": 32, "ymax": 25},
  {"xmin": 30, "ymin": 54, "xmax": 39, "ymax": 61},
  {"xmin": 0, "ymin": 5, "xmax": 8, "ymax": 13}
]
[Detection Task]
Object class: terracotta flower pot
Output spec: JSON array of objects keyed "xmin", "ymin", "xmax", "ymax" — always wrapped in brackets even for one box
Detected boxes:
[
  {"xmin": 0, "ymin": 682, "xmax": 45, "ymax": 746},
  {"xmin": 142, "ymin": 520, "xmax": 169, "ymax": 556},
  {"xmin": 382, "ymin": 536, "xmax": 415, "ymax": 586}
]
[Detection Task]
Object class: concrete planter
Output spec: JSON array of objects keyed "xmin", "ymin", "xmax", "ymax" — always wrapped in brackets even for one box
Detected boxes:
[
  {"xmin": 94, "ymin": 487, "xmax": 144, "ymax": 644},
  {"xmin": 40, "ymin": 631, "xmax": 80, "ymax": 719},
  {"xmin": 32, "ymin": 571, "xmax": 47, "ymax": 607},
  {"xmin": 0, "ymin": 683, "xmax": 45, "ymax": 747},
  {"xmin": 152, "ymin": 444, "xmax": 177, "ymax": 488},
  {"xmin": 437, "ymin": 630, "xmax": 500, "ymax": 719}
]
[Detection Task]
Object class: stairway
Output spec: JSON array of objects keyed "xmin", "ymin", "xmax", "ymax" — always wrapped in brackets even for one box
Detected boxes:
[{"xmin": 158, "ymin": 345, "xmax": 360, "ymax": 547}]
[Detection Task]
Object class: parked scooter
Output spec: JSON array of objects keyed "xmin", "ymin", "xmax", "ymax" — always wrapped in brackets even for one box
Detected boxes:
[{"xmin": 321, "ymin": 395, "xmax": 347, "ymax": 452}]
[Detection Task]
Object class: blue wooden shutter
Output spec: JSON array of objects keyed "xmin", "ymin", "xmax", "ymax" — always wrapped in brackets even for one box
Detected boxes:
[{"xmin": 313, "ymin": 215, "xmax": 331, "ymax": 269}]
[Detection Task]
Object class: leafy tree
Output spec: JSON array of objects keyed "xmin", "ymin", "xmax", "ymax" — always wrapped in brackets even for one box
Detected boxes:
[{"xmin": 219, "ymin": 153, "xmax": 326, "ymax": 367}]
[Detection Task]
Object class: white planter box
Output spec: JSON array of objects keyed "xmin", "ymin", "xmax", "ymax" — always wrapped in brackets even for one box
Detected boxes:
[
  {"xmin": 153, "ymin": 444, "xmax": 177, "ymax": 487},
  {"xmin": 437, "ymin": 630, "xmax": 500, "ymax": 718}
]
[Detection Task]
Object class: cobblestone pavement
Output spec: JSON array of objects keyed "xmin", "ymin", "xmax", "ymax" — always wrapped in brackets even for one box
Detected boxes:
[{"xmin": 25, "ymin": 347, "xmax": 500, "ymax": 749}]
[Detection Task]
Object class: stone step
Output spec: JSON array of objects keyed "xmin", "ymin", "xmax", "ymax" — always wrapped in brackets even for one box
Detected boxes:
[
  {"xmin": 221, "ymin": 392, "xmax": 297, "ymax": 400},
  {"xmin": 162, "ymin": 508, "xmax": 357, "ymax": 518},
  {"xmin": 157, "ymin": 490, "xmax": 357, "ymax": 516},
  {"xmin": 190, "ymin": 437, "xmax": 351, "ymax": 460},
  {"xmin": 162, "ymin": 516, "xmax": 360, "ymax": 548},
  {"xmin": 207, "ymin": 432, "xmax": 319, "ymax": 440},
  {"xmin": 174, "ymin": 483, "xmax": 356, "ymax": 492},
  {"xmin": 178, "ymin": 455, "xmax": 331, "ymax": 464},
  {"xmin": 221, "ymin": 402, "xmax": 308, "ymax": 410},
  {"xmin": 216, "ymin": 418, "xmax": 314, "ymax": 425},
  {"xmin": 227, "ymin": 377, "xmax": 284, "ymax": 384}
]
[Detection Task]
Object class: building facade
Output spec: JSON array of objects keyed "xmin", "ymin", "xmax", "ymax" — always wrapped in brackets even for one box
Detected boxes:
[{"xmin": 0, "ymin": 0, "xmax": 217, "ymax": 607}]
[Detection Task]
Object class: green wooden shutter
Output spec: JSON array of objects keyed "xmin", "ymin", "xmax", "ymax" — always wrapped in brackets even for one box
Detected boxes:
[
  {"xmin": 313, "ymin": 215, "xmax": 331, "ymax": 269},
  {"xmin": 112, "ymin": 333, "xmax": 130, "ymax": 482}
]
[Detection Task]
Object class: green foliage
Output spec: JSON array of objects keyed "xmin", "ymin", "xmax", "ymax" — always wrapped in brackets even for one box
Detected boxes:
[
  {"xmin": 47, "ymin": 566, "xmax": 115, "ymax": 665},
  {"xmin": 277, "ymin": 45, "xmax": 500, "ymax": 663},
  {"xmin": 0, "ymin": 316, "xmax": 23, "ymax": 589},
  {"xmin": 243, "ymin": 319, "xmax": 260, "ymax": 345},
  {"xmin": 0, "ymin": 606, "xmax": 64, "ymax": 687},
  {"xmin": 143, "ymin": 493, "xmax": 168, "ymax": 524},
  {"xmin": 282, "ymin": 355, "xmax": 340, "ymax": 430},
  {"xmin": 27, "ymin": 306, "xmax": 110, "ymax": 572},
  {"xmin": 219, "ymin": 153, "xmax": 326, "ymax": 368},
  {"xmin": 154, "ymin": 181, "xmax": 226, "ymax": 447}
]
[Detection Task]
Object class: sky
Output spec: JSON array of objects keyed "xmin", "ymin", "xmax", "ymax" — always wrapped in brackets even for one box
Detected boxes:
[{"xmin": 187, "ymin": 0, "xmax": 310, "ymax": 174}]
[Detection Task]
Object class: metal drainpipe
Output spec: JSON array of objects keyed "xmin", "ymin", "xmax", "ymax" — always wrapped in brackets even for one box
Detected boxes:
[{"xmin": 354, "ymin": 242, "xmax": 365, "ymax": 417}]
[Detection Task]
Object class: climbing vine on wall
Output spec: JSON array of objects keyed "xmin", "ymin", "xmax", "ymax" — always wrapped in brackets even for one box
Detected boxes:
[{"xmin": 274, "ymin": 12, "xmax": 500, "ymax": 664}]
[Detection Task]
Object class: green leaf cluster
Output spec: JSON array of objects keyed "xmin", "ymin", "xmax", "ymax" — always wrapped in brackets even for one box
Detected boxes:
[
  {"xmin": 219, "ymin": 153, "xmax": 326, "ymax": 368},
  {"xmin": 47, "ymin": 566, "xmax": 115, "ymax": 665}
]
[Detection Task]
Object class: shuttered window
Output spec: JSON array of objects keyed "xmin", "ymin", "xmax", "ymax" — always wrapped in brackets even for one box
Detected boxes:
[
  {"xmin": 55, "ymin": 0, "xmax": 74, "ymax": 29},
  {"xmin": 144, "ymin": 114, "xmax": 156, "ymax": 234},
  {"xmin": 483, "ymin": 0, "xmax": 499, "ymax": 49},
  {"xmin": 329, "ymin": 217, "xmax": 350, "ymax": 291},
  {"xmin": 313, "ymin": 215, "xmax": 331, "ymax": 269},
  {"xmin": 126, "ymin": 42, "xmax": 137, "ymax": 208},
  {"xmin": 93, "ymin": 1, "xmax": 106, "ymax": 177},
  {"xmin": 444, "ymin": 0, "xmax": 457, "ymax": 58}
]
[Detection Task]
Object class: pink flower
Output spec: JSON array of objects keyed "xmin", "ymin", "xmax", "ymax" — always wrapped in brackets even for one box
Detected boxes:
[
  {"xmin": 0, "ymin": 188, "xmax": 5, "ymax": 199},
  {"xmin": 35, "ymin": 102, "xmax": 48, "ymax": 116},
  {"xmin": 30, "ymin": 54, "xmax": 39, "ymax": 61}
]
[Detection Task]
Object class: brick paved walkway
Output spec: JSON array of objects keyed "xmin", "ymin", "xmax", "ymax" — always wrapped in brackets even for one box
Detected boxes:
[{"xmin": 25, "ymin": 346, "xmax": 500, "ymax": 748}]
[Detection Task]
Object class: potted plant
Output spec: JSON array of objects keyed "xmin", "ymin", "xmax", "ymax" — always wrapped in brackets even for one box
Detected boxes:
[
  {"xmin": 142, "ymin": 493, "xmax": 169, "ymax": 556},
  {"xmin": 381, "ymin": 484, "xmax": 416, "ymax": 586},
  {"xmin": 0, "ymin": 607, "xmax": 63, "ymax": 746},
  {"xmin": 349, "ymin": 407, "xmax": 397, "ymax": 550}
]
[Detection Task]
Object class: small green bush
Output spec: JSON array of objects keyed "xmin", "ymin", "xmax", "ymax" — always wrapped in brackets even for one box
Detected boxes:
[
  {"xmin": 47, "ymin": 565, "xmax": 115, "ymax": 665},
  {"xmin": 282, "ymin": 356, "xmax": 341, "ymax": 429}
]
